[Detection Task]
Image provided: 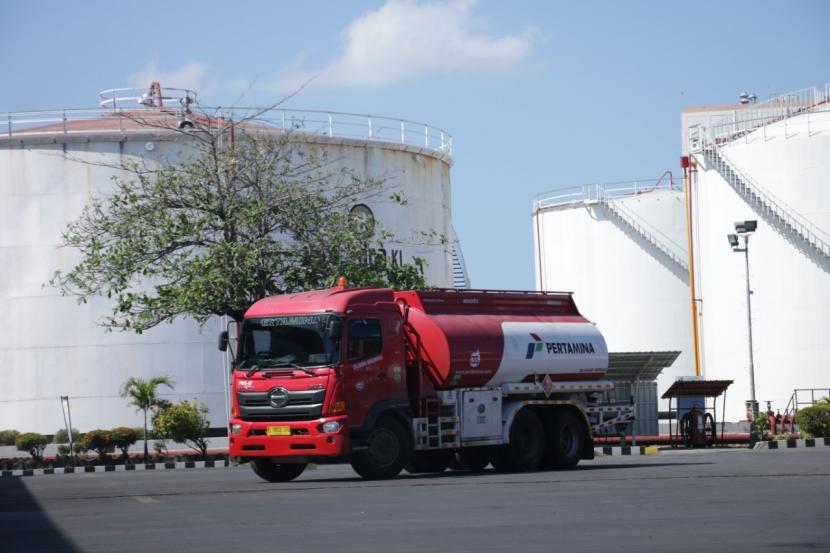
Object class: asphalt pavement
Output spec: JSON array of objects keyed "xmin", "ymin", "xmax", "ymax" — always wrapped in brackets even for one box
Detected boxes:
[{"xmin": 1, "ymin": 448, "xmax": 828, "ymax": 553}]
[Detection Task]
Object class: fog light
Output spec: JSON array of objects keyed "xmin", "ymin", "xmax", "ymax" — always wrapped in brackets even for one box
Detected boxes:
[
  {"xmin": 320, "ymin": 421, "xmax": 342, "ymax": 434},
  {"xmin": 230, "ymin": 424, "xmax": 243, "ymax": 435}
]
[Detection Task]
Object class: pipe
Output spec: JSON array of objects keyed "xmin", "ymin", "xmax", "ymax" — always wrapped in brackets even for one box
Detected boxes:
[{"xmin": 684, "ymin": 165, "xmax": 702, "ymax": 377}]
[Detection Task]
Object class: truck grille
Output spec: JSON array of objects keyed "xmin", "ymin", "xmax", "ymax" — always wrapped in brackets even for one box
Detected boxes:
[{"xmin": 237, "ymin": 389, "xmax": 325, "ymax": 422}]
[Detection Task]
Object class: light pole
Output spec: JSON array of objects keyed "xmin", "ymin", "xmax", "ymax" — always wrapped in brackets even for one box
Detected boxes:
[{"xmin": 727, "ymin": 220, "xmax": 758, "ymax": 419}]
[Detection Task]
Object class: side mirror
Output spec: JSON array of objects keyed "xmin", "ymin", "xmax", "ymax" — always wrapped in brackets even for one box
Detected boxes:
[
  {"xmin": 328, "ymin": 320, "xmax": 343, "ymax": 340},
  {"xmin": 218, "ymin": 330, "xmax": 229, "ymax": 352}
]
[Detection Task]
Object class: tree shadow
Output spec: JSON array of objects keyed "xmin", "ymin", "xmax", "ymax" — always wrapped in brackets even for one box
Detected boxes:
[{"xmin": 0, "ymin": 478, "xmax": 80, "ymax": 553}]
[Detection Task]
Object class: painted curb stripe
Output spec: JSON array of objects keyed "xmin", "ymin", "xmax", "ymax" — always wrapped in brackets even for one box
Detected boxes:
[{"xmin": 0, "ymin": 459, "xmax": 231, "ymax": 478}]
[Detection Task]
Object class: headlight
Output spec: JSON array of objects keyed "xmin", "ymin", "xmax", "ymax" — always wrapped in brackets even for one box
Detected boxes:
[
  {"xmin": 230, "ymin": 424, "xmax": 243, "ymax": 435},
  {"xmin": 320, "ymin": 421, "xmax": 342, "ymax": 434}
]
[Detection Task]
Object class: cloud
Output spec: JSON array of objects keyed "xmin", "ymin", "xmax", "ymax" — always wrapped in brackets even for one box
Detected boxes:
[
  {"xmin": 276, "ymin": 0, "xmax": 537, "ymax": 90},
  {"xmin": 127, "ymin": 62, "xmax": 209, "ymax": 93}
]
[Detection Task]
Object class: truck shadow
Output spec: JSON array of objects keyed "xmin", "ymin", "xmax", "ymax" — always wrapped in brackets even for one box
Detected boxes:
[{"xmin": 0, "ymin": 478, "xmax": 80, "ymax": 553}]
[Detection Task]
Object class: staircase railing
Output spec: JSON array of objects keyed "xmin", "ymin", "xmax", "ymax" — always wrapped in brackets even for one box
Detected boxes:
[
  {"xmin": 690, "ymin": 125, "xmax": 830, "ymax": 261},
  {"xmin": 783, "ymin": 388, "xmax": 830, "ymax": 418},
  {"xmin": 597, "ymin": 190, "xmax": 689, "ymax": 271}
]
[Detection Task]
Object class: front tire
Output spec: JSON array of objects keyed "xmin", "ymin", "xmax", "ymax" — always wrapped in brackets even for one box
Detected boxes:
[
  {"xmin": 350, "ymin": 416, "xmax": 411, "ymax": 480},
  {"xmin": 250, "ymin": 458, "xmax": 307, "ymax": 482}
]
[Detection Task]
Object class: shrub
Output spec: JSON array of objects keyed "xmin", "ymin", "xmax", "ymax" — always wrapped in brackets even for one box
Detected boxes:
[
  {"xmin": 0, "ymin": 429, "xmax": 20, "ymax": 446},
  {"xmin": 109, "ymin": 427, "xmax": 138, "ymax": 459},
  {"xmin": 153, "ymin": 400, "xmax": 210, "ymax": 457},
  {"xmin": 81, "ymin": 429, "xmax": 115, "ymax": 461},
  {"xmin": 751, "ymin": 412, "xmax": 770, "ymax": 443},
  {"xmin": 795, "ymin": 402, "xmax": 830, "ymax": 438},
  {"xmin": 54, "ymin": 427, "xmax": 82, "ymax": 445},
  {"xmin": 16, "ymin": 433, "xmax": 49, "ymax": 462}
]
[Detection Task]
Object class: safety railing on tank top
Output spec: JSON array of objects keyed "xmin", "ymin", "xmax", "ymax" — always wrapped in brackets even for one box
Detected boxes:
[
  {"xmin": 1, "ymin": 93, "xmax": 452, "ymax": 158},
  {"xmin": 701, "ymin": 83, "xmax": 830, "ymax": 146},
  {"xmin": 532, "ymin": 172, "xmax": 676, "ymax": 212}
]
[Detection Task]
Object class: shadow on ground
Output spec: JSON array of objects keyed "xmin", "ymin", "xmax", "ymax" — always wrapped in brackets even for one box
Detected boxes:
[{"xmin": 0, "ymin": 478, "xmax": 79, "ymax": 553}]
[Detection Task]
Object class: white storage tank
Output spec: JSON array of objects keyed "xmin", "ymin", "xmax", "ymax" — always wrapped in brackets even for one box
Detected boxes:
[
  {"xmin": 533, "ymin": 176, "xmax": 695, "ymax": 411},
  {"xmin": 684, "ymin": 84, "xmax": 830, "ymax": 421},
  {"xmin": 0, "ymin": 86, "xmax": 463, "ymax": 434}
]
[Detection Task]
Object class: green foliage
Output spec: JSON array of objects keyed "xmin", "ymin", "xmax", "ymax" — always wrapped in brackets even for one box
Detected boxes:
[
  {"xmin": 81, "ymin": 429, "xmax": 115, "ymax": 461},
  {"xmin": 795, "ymin": 401, "xmax": 830, "ymax": 438},
  {"xmin": 751, "ymin": 412, "xmax": 770, "ymax": 443},
  {"xmin": 153, "ymin": 400, "xmax": 210, "ymax": 457},
  {"xmin": 120, "ymin": 376, "xmax": 174, "ymax": 461},
  {"xmin": 16, "ymin": 433, "xmax": 49, "ymax": 461},
  {"xmin": 54, "ymin": 427, "xmax": 82, "ymax": 445},
  {"xmin": 0, "ymin": 429, "xmax": 20, "ymax": 446},
  {"xmin": 109, "ymin": 426, "xmax": 139, "ymax": 459},
  {"xmin": 50, "ymin": 122, "xmax": 434, "ymax": 332}
]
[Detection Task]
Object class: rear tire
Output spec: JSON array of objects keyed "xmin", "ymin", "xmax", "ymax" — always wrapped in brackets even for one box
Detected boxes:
[
  {"xmin": 405, "ymin": 450, "xmax": 452, "ymax": 474},
  {"xmin": 350, "ymin": 416, "xmax": 411, "ymax": 480},
  {"xmin": 250, "ymin": 458, "xmax": 307, "ymax": 482},
  {"xmin": 491, "ymin": 409, "xmax": 544, "ymax": 472},
  {"xmin": 542, "ymin": 410, "xmax": 585, "ymax": 469}
]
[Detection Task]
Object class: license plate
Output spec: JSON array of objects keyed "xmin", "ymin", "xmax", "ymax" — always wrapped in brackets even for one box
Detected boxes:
[{"xmin": 266, "ymin": 426, "xmax": 291, "ymax": 436}]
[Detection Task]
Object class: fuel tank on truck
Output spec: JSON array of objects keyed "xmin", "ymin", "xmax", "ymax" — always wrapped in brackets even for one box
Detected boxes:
[{"xmin": 394, "ymin": 290, "xmax": 608, "ymax": 389}]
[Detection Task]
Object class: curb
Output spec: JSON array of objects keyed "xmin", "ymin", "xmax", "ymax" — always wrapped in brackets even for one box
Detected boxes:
[
  {"xmin": 755, "ymin": 437, "xmax": 830, "ymax": 450},
  {"xmin": 594, "ymin": 445, "xmax": 660, "ymax": 456},
  {"xmin": 1, "ymin": 459, "xmax": 230, "ymax": 478}
]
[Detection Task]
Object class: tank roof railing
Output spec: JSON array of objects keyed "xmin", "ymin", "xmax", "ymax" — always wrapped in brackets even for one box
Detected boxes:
[
  {"xmin": 1, "ymin": 103, "xmax": 452, "ymax": 158},
  {"xmin": 533, "ymin": 172, "xmax": 676, "ymax": 212},
  {"xmin": 703, "ymin": 83, "xmax": 830, "ymax": 146}
]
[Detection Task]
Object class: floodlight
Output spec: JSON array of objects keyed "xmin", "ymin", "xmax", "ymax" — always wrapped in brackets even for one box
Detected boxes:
[{"xmin": 727, "ymin": 234, "xmax": 739, "ymax": 248}]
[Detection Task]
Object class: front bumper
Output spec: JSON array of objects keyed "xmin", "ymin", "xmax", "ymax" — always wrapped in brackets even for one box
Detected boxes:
[{"xmin": 228, "ymin": 416, "xmax": 349, "ymax": 459}]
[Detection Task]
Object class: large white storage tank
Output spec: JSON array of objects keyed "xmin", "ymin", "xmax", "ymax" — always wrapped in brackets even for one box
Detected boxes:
[
  {"xmin": 533, "ymin": 176, "xmax": 695, "ymax": 411},
  {"xmin": 684, "ymin": 84, "xmax": 830, "ymax": 421},
  {"xmin": 0, "ymin": 86, "xmax": 462, "ymax": 434}
]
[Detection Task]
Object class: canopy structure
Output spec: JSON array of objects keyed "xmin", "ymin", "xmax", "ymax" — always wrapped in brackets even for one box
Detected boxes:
[
  {"xmin": 606, "ymin": 351, "xmax": 681, "ymax": 382},
  {"xmin": 662, "ymin": 379, "xmax": 733, "ymax": 399}
]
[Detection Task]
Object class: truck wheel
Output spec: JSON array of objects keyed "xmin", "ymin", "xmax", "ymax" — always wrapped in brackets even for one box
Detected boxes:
[
  {"xmin": 250, "ymin": 459, "xmax": 307, "ymax": 482},
  {"xmin": 350, "ymin": 416, "xmax": 411, "ymax": 480},
  {"xmin": 491, "ymin": 409, "xmax": 544, "ymax": 472},
  {"xmin": 455, "ymin": 447, "xmax": 491, "ymax": 472},
  {"xmin": 542, "ymin": 410, "xmax": 584, "ymax": 469},
  {"xmin": 405, "ymin": 450, "xmax": 452, "ymax": 474}
]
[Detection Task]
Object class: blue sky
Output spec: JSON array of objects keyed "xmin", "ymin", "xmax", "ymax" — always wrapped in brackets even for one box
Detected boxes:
[{"xmin": 2, "ymin": 0, "xmax": 828, "ymax": 290}]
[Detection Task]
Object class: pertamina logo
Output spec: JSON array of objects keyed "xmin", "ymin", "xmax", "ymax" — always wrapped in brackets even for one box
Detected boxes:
[{"xmin": 525, "ymin": 333, "xmax": 595, "ymax": 359}]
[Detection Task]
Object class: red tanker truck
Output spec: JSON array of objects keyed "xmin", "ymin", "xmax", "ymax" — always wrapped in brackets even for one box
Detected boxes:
[{"xmin": 218, "ymin": 282, "xmax": 634, "ymax": 481}]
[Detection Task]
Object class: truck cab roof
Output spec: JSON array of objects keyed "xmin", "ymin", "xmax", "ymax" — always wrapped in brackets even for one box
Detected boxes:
[{"xmin": 245, "ymin": 286, "xmax": 396, "ymax": 318}]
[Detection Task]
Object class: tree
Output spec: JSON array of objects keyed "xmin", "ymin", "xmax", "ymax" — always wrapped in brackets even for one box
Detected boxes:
[
  {"xmin": 16, "ymin": 433, "xmax": 49, "ymax": 463},
  {"xmin": 109, "ymin": 427, "xmax": 139, "ymax": 461},
  {"xmin": 50, "ymin": 104, "xmax": 432, "ymax": 332},
  {"xmin": 153, "ymin": 400, "xmax": 211, "ymax": 458},
  {"xmin": 120, "ymin": 376, "xmax": 174, "ymax": 461}
]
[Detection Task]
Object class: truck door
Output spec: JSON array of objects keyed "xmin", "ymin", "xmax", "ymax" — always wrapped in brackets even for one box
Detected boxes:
[{"xmin": 344, "ymin": 311, "xmax": 407, "ymax": 427}]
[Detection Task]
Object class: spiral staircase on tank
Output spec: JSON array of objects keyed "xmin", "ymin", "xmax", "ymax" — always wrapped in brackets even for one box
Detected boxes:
[
  {"xmin": 450, "ymin": 226, "xmax": 471, "ymax": 289},
  {"xmin": 688, "ymin": 87, "xmax": 830, "ymax": 266}
]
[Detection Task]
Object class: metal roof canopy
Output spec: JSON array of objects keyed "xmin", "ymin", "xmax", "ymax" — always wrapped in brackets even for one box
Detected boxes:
[
  {"xmin": 661, "ymin": 379, "xmax": 734, "ymax": 399},
  {"xmin": 606, "ymin": 351, "xmax": 681, "ymax": 382}
]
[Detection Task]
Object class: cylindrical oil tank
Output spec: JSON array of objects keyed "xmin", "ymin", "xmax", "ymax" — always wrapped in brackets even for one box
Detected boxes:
[
  {"xmin": 396, "ymin": 290, "xmax": 609, "ymax": 389},
  {"xmin": 689, "ymin": 102, "xmax": 830, "ymax": 421},
  {"xmin": 0, "ymin": 94, "xmax": 456, "ymax": 434},
  {"xmin": 532, "ymin": 180, "xmax": 695, "ymax": 411}
]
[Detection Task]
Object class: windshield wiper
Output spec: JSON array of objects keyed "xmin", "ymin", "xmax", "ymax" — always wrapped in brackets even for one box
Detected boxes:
[{"xmin": 245, "ymin": 360, "xmax": 315, "ymax": 377}]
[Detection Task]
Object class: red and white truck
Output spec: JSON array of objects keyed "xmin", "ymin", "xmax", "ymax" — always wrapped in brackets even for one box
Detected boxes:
[{"xmin": 219, "ymin": 283, "xmax": 634, "ymax": 481}]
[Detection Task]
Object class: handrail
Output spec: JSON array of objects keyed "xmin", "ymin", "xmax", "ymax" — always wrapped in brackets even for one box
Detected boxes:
[
  {"xmin": 533, "ymin": 174, "xmax": 676, "ymax": 212},
  {"xmin": 690, "ymin": 125, "xmax": 830, "ymax": 258},
  {"xmin": 0, "ymin": 104, "xmax": 453, "ymax": 157},
  {"xmin": 783, "ymin": 388, "xmax": 830, "ymax": 417}
]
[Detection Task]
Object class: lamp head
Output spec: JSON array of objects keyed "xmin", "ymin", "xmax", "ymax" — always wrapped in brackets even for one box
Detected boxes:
[
  {"xmin": 727, "ymin": 234, "xmax": 739, "ymax": 248},
  {"xmin": 734, "ymin": 220, "xmax": 757, "ymax": 234}
]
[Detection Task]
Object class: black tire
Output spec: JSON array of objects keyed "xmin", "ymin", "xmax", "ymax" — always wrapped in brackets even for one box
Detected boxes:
[
  {"xmin": 350, "ymin": 416, "xmax": 411, "ymax": 480},
  {"xmin": 405, "ymin": 450, "xmax": 452, "ymax": 474},
  {"xmin": 454, "ymin": 447, "xmax": 491, "ymax": 472},
  {"xmin": 491, "ymin": 409, "xmax": 545, "ymax": 472},
  {"xmin": 542, "ymin": 410, "xmax": 585, "ymax": 469},
  {"xmin": 250, "ymin": 458, "xmax": 307, "ymax": 482}
]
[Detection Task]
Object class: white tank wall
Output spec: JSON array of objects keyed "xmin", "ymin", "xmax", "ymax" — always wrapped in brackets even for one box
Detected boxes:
[
  {"xmin": 534, "ymin": 189, "xmax": 695, "ymax": 410},
  {"xmin": 692, "ymin": 109, "xmax": 830, "ymax": 421},
  {"xmin": 0, "ymin": 130, "xmax": 453, "ymax": 434}
]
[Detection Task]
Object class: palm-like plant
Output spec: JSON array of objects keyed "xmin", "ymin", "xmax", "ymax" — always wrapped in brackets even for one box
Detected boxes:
[{"xmin": 120, "ymin": 376, "xmax": 174, "ymax": 461}]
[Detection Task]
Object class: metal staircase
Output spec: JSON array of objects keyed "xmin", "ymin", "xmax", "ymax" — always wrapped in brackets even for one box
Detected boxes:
[
  {"xmin": 691, "ymin": 126, "xmax": 830, "ymax": 262},
  {"xmin": 598, "ymin": 195, "xmax": 689, "ymax": 272},
  {"xmin": 450, "ymin": 226, "xmax": 471, "ymax": 289}
]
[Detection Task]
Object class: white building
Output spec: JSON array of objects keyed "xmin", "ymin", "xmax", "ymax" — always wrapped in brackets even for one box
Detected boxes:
[{"xmin": 0, "ymin": 86, "xmax": 466, "ymax": 434}]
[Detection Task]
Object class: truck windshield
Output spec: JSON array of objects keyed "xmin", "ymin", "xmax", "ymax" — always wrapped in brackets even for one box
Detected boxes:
[{"xmin": 236, "ymin": 315, "xmax": 342, "ymax": 370}]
